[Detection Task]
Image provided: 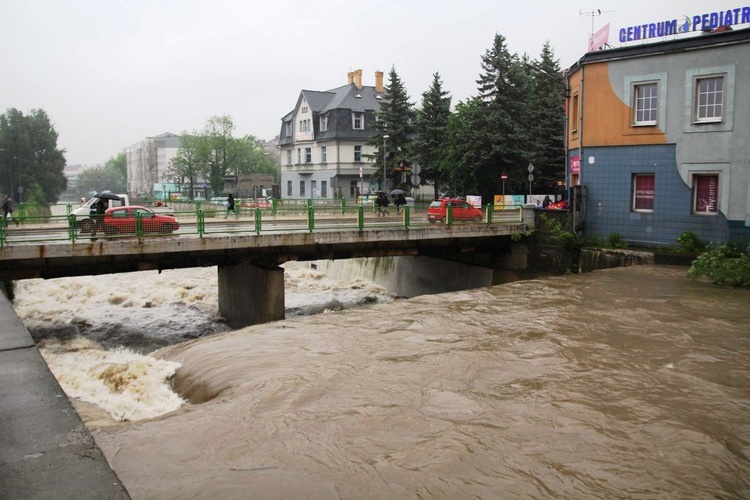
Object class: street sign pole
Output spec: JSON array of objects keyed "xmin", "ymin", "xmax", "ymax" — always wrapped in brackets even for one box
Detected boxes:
[{"xmin": 527, "ymin": 163, "xmax": 535, "ymax": 196}]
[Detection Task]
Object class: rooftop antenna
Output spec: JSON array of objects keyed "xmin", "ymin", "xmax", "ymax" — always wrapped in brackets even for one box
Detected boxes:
[{"xmin": 580, "ymin": 8, "xmax": 615, "ymax": 36}]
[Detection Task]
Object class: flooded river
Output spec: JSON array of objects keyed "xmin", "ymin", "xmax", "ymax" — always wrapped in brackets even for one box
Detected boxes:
[{"xmin": 13, "ymin": 264, "xmax": 750, "ymax": 498}]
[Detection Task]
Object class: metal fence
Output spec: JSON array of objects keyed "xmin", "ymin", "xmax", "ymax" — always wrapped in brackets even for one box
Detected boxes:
[{"xmin": 0, "ymin": 203, "xmax": 525, "ymax": 247}]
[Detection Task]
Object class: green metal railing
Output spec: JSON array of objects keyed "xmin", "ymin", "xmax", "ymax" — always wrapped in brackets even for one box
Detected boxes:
[{"xmin": 0, "ymin": 204, "xmax": 525, "ymax": 247}]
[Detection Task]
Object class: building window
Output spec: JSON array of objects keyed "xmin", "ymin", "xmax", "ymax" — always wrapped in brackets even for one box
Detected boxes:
[
  {"xmin": 354, "ymin": 145, "xmax": 362, "ymax": 162},
  {"xmin": 311, "ymin": 180, "xmax": 317, "ymax": 197},
  {"xmin": 297, "ymin": 148, "xmax": 301, "ymax": 164},
  {"xmin": 286, "ymin": 150, "xmax": 291, "ymax": 165},
  {"xmin": 301, "ymin": 106, "xmax": 308, "ymax": 113},
  {"xmin": 353, "ymin": 112, "xmax": 364, "ymax": 130},
  {"xmin": 321, "ymin": 146, "xmax": 327, "ymax": 163},
  {"xmin": 350, "ymin": 180, "xmax": 359, "ymax": 198},
  {"xmin": 321, "ymin": 180, "xmax": 327, "ymax": 198},
  {"xmin": 695, "ymin": 76, "xmax": 723, "ymax": 123},
  {"xmin": 571, "ymin": 94, "xmax": 579, "ymax": 133},
  {"xmin": 633, "ymin": 83, "xmax": 658, "ymax": 125},
  {"xmin": 299, "ymin": 119, "xmax": 311, "ymax": 132},
  {"xmin": 320, "ymin": 114, "xmax": 328, "ymax": 131},
  {"xmin": 285, "ymin": 121, "xmax": 292, "ymax": 136},
  {"xmin": 693, "ymin": 174, "xmax": 719, "ymax": 214},
  {"xmin": 632, "ymin": 174, "xmax": 655, "ymax": 212},
  {"xmin": 287, "ymin": 180, "xmax": 292, "ymax": 196},
  {"xmin": 300, "ymin": 180, "xmax": 306, "ymax": 197},
  {"xmin": 305, "ymin": 147, "xmax": 311, "ymax": 163}
]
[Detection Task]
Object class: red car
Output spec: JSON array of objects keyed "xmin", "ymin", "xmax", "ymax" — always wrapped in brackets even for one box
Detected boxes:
[
  {"xmin": 427, "ymin": 198, "xmax": 484, "ymax": 223},
  {"xmin": 101, "ymin": 206, "xmax": 180, "ymax": 235}
]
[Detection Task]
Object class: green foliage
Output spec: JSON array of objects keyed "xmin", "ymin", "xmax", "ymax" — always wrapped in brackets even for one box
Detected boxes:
[
  {"xmin": 676, "ymin": 231, "xmax": 707, "ymax": 255},
  {"xmin": 605, "ymin": 233, "xmax": 628, "ymax": 249},
  {"xmin": 412, "ymin": 72, "xmax": 452, "ymax": 198},
  {"xmin": 19, "ymin": 183, "xmax": 52, "ymax": 219},
  {"xmin": 528, "ymin": 42, "xmax": 566, "ymax": 193},
  {"xmin": 76, "ymin": 152, "xmax": 127, "ymax": 196},
  {"xmin": 368, "ymin": 67, "xmax": 415, "ymax": 189},
  {"xmin": 0, "ymin": 108, "xmax": 67, "ymax": 203},
  {"xmin": 537, "ymin": 213, "xmax": 578, "ymax": 251},
  {"xmin": 579, "ymin": 233, "xmax": 603, "ymax": 247},
  {"xmin": 688, "ymin": 243, "xmax": 750, "ymax": 288}
]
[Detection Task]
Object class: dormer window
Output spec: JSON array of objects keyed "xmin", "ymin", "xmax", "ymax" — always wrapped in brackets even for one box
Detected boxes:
[
  {"xmin": 352, "ymin": 112, "xmax": 364, "ymax": 130},
  {"xmin": 285, "ymin": 121, "xmax": 292, "ymax": 136},
  {"xmin": 320, "ymin": 114, "xmax": 328, "ymax": 132}
]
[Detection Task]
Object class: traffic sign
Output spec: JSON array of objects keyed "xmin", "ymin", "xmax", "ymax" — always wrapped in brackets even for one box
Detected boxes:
[
  {"xmin": 528, "ymin": 162, "xmax": 534, "ymax": 173},
  {"xmin": 528, "ymin": 174, "xmax": 534, "ymax": 181},
  {"xmin": 501, "ymin": 173, "xmax": 508, "ymax": 182}
]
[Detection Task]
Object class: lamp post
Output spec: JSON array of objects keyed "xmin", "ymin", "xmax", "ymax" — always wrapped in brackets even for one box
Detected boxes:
[
  {"xmin": 10, "ymin": 156, "xmax": 17, "ymax": 202},
  {"xmin": 382, "ymin": 134, "xmax": 389, "ymax": 192}
]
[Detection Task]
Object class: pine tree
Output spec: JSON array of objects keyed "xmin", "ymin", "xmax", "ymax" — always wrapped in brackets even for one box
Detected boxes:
[
  {"xmin": 529, "ymin": 41, "xmax": 566, "ymax": 195},
  {"xmin": 412, "ymin": 72, "xmax": 452, "ymax": 198},
  {"xmin": 368, "ymin": 66, "xmax": 414, "ymax": 191},
  {"xmin": 468, "ymin": 33, "xmax": 533, "ymax": 201}
]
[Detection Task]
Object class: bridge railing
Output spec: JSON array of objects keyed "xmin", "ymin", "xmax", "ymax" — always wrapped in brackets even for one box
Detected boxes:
[{"xmin": 0, "ymin": 205, "xmax": 526, "ymax": 246}]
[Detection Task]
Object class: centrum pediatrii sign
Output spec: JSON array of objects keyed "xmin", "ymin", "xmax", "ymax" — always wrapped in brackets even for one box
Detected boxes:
[{"xmin": 618, "ymin": 5, "xmax": 750, "ymax": 43}]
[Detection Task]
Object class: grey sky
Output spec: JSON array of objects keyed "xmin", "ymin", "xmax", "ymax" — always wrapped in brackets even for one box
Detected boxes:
[{"xmin": 1, "ymin": 0, "xmax": 744, "ymax": 166}]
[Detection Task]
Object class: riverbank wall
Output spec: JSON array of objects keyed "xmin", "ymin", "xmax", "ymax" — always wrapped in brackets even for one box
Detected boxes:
[{"xmin": 0, "ymin": 292, "xmax": 130, "ymax": 499}]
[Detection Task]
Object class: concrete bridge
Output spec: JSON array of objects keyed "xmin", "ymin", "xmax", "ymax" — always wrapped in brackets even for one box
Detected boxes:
[{"xmin": 0, "ymin": 207, "xmax": 535, "ymax": 328}]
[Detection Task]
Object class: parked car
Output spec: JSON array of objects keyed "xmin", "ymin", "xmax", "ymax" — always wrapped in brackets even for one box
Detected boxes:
[
  {"xmin": 427, "ymin": 198, "xmax": 484, "ymax": 223},
  {"xmin": 101, "ymin": 206, "xmax": 180, "ymax": 235}
]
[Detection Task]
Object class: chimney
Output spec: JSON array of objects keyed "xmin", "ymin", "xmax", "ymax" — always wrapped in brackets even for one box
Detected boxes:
[
  {"xmin": 354, "ymin": 69, "xmax": 363, "ymax": 89},
  {"xmin": 347, "ymin": 71, "xmax": 354, "ymax": 85},
  {"xmin": 375, "ymin": 71, "xmax": 384, "ymax": 93}
]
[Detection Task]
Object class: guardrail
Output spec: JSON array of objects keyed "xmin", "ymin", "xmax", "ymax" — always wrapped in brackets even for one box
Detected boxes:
[{"xmin": 0, "ymin": 204, "xmax": 525, "ymax": 247}]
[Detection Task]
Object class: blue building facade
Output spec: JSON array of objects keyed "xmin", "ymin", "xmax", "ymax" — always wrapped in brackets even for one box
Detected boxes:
[{"xmin": 566, "ymin": 26, "xmax": 750, "ymax": 247}]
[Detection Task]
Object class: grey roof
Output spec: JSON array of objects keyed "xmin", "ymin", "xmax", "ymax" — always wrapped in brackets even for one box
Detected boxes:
[{"xmin": 304, "ymin": 84, "xmax": 385, "ymax": 113}]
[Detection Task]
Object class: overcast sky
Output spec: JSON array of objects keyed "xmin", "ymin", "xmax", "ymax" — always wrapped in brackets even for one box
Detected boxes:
[{"xmin": 1, "ymin": 0, "xmax": 745, "ymax": 166}]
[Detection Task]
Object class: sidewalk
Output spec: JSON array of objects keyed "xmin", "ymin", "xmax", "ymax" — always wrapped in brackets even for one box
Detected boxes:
[{"xmin": 0, "ymin": 292, "xmax": 130, "ymax": 499}]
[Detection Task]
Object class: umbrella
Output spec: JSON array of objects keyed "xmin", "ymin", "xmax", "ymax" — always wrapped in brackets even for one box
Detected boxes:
[
  {"xmin": 391, "ymin": 189, "xmax": 405, "ymax": 195},
  {"xmin": 94, "ymin": 192, "xmax": 122, "ymax": 201}
]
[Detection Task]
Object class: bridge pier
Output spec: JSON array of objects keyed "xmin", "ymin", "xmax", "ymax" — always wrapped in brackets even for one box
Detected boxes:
[{"xmin": 218, "ymin": 263, "xmax": 285, "ymax": 329}]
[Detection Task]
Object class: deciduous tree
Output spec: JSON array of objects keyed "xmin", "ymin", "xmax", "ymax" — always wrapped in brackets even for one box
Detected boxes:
[{"xmin": 0, "ymin": 108, "xmax": 67, "ymax": 203}]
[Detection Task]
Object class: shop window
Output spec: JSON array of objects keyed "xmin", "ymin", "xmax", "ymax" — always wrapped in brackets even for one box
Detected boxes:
[
  {"xmin": 693, "ymin": 174, "xmax": 719, "ymax": 215},
  {"xmin": 632, "ymin": 174, "xmax": 654, "ymax": 212}
]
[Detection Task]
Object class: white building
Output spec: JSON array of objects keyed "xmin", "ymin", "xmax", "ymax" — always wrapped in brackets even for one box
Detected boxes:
[
  {"xmin": 278, "ymin": 69, "xmax": 386, "ymax": 200},
  {"xmin": 125, "ymin": 132, "xmax": 181, "ymax": 197}
]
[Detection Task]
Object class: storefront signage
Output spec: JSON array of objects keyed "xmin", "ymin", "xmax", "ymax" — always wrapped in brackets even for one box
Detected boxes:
[
  {"xmin": 570, "ymin": 156, "xmax": 580, "ymax": 174},
  {"xmin": 619, "ymin": 5, "xmax": 750, "ymax": 43}
]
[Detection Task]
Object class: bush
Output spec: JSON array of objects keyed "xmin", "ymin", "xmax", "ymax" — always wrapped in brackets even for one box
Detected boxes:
[
  {"xmin": 676, "ymin": 231, "xmax": 707, "ymax": 255},
  {"xmin": 605, "ymin": 233, "xmax": 628, "ymax": 249},
  {"xmin": 688, "ymin": 242, "xmax": 750, "ymax": 288}
]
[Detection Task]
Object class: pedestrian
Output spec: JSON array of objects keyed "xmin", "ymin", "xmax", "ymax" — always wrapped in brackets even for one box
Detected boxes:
[
  {"xmin": 225, "ymin": 194, "xmax": 236, "ymax": 219},
  {"xmin": 2, "ymin": 194, "xmax": 17, "ymax": 227},
  {"xmin": 542, "ymin": 195, "xmax": 552, "ymax": 208},
  {"xmin": 375, "ymin": 192, "xmax": 389, "ymax": 216},
  {"xmin": 91, "ymin": 198, "xmax": 106, "ymax": 237},
  {"xmin": 395, "ymin": 194, "xmax": 407, "ymax": 214}
]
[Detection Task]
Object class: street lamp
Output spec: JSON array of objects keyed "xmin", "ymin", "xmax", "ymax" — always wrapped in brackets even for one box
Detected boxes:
[
  {"xmin": 382, "ymin": 135, "xmax": 389, "ymax": 192},
  {"xmin": 10, "ymin": 156, "xmax": 17, "ymax": 202}
]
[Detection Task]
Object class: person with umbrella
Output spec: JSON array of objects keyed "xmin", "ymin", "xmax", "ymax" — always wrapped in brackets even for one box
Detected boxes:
[
  {"xmin": 394, "ymin": 193, "xmax": 407, "ymax": 214},
  {"xmin": 91, "ymin": 197, "xmax": 107, "ymax": 237},
  {"xmin": 375, "ymin": 192, "xmax": 389, "ymax": 216}
]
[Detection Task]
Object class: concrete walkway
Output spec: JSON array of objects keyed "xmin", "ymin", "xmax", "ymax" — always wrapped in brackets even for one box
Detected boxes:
[{"xmin": 0, "ymin": 292, "xmax": 130, "ymax": 499}]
